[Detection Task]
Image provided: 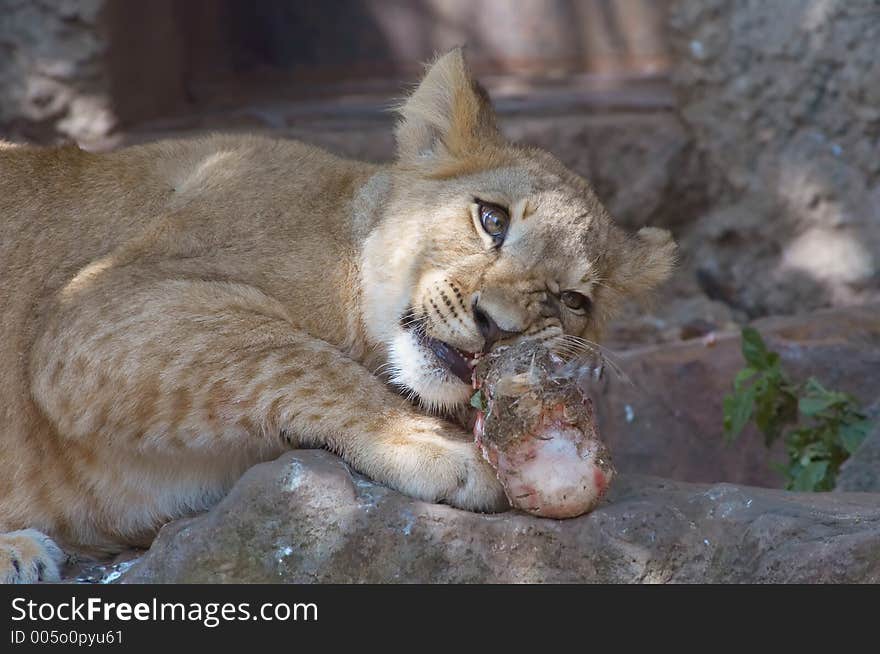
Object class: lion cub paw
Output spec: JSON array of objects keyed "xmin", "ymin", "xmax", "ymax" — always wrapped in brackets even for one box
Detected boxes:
[
  {"xmin": 424, "ymin": 439, "xmax": 509, "ymax": 513},
  {"xmin": 0, "ymin": 529, "xmax": 65, "ymax": 584},
  {"xmin": 446, "ymin": 443, "xmax": 510, "ymax": 513}
]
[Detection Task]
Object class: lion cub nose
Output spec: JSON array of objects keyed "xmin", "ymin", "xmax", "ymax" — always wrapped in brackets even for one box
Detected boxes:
[{"xmin": 473, "ymin": 302, "xmax": 521, "ymax": 352}]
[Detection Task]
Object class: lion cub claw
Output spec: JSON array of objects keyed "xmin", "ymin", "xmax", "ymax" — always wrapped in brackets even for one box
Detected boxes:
[
  {"xmin": 421, "ymin": 438, "xmax": 509, "ymax": 513},
  {"xmin": 0, "ymin": 529, "xmax": 65, "ymax": 584},
  {"xmin": 449, "ymin": 452, "xmax": 509, "ymax": 513}
]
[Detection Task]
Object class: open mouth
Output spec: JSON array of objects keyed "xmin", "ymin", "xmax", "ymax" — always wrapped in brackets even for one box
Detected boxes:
[
  {"xmin": 400, "ymin": 309, "xmax": 478, "ymax": 385},
  {"xmin": 421, "ymin": 334, "xmax": 478, "ymax": 385}
]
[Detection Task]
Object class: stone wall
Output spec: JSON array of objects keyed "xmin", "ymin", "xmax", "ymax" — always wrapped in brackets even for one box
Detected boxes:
[
  {"xmin": 0, "ymin": 0, "xmax": 114, "ymax": 141},
  {"xmin": 0, "ymin": 0, "xmax": 188, "ymax": 142},
  {"xmin": 667, "ymin": 0, "xmax": 880, "ymax": 316}
]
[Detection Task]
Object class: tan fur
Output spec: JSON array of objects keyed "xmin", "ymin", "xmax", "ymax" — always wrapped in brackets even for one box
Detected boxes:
[{"xmin": 0, "ymin": 50, "xmax": 675, "ymax": 581}]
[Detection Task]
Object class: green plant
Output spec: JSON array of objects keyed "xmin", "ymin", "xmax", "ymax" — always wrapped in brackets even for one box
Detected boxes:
[{"xmin": 723, "ymin": 327, "xmax": 873, "ymax": 491}]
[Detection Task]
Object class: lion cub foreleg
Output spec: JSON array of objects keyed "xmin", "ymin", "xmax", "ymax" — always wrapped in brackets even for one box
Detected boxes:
[{"xmin": 31, "ymin": 279, "xmax": 506, "ymax": 526}]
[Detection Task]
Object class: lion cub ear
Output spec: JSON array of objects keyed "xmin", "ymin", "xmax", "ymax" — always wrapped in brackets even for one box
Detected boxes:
[
  {"xmin": 613, "ymin": 227, "xmax": 678, "ymax": 297},
  {"xmin": 394, "ymin": 48, "xmax": 502, "ymax": 165}
]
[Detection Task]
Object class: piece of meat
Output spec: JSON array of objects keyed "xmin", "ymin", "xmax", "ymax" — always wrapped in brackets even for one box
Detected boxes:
[{"xmin": 471, "ymin": 340, "xmax": 614, "ymax": 519}]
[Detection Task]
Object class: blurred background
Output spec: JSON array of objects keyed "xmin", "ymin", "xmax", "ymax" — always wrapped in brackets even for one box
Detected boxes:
[{"xmin": 2, "ymin": 0, "xmax": 879, "ymax": 348}]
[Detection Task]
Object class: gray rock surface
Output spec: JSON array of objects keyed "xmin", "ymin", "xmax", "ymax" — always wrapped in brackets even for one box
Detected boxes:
[
  {"xmin": 0, "ymin": 0, "xmax": 114, "ymax": 140},
  {"xmin": 668, "ymin": 0, "xmax": 880, "ymax": 316},
  {"xmin": 120, "ymin": 449, "xmax": 880, "ymax": 584},
  {"xmin": 669, "ymin": 0, "xmax": 880, "ymax": 195}
]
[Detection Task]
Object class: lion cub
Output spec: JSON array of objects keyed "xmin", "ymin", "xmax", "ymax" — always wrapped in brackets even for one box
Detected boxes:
[{"xmin": 0, "ymin": 49, "xmax": 674, "ymax": 582}]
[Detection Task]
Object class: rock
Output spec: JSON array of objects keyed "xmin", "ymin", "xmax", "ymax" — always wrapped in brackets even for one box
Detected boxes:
[
  {"xmin": 598, "ymin": 304, "xmax": 880, "ymax": 487},
  {"xmin": 667, "ymin": 0, "xmax": 880, "ymax": 316},
  {"xmin": 606, "ymin": 287, "xmax": 738, "ymax": 348},
  {"xmin": 62, "ymin": 550, "xmax": 144, "ymax": 585},
  {"xmin": 0, "ymin": 0, "xmax": 113, "ymax": 141},
  {"xmin": 668, "ymin": 0, "xmax": 880, "ymax": 194},
  {"xmin": 119, "ymin": 449, "xmax": 880, "ymax": 583}
]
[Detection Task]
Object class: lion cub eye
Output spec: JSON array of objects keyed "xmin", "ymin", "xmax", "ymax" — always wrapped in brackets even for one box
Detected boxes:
[
  {"xmin": 477, "ymin": 202, "xmax": 509, "ymax": 244},
  {"xmin": 560, "ymin": 291, "xmax": 592, "ymax": 314}
]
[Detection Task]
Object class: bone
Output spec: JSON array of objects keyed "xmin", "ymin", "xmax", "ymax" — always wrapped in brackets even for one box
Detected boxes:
[{"xmin": 472, "ymin": 340, "xmax": 614, "ymax": 518}]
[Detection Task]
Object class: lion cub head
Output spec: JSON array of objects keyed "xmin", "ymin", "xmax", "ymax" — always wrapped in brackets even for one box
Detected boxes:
[{"xmin": 359, "ymin": 49, "xmax": 676, "ymax": 411}]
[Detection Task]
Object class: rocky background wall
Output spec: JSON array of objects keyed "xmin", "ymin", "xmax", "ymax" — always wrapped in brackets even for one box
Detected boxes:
[
  {"xmin": 0, "ymin": 0, "xmax": 189, "ymax": 142},
  {"xmin": 0, "ymin": 0, "xmax": 114, "ymax": 141},
  {"xmin": 668, "ymin": 0, "xmax": 880, "ymax": 318}
]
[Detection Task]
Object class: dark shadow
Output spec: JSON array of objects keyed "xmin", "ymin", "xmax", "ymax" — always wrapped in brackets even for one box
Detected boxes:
[{"xmin": 224, "ymin": 2, "xmax": 397, "ymax": 76}]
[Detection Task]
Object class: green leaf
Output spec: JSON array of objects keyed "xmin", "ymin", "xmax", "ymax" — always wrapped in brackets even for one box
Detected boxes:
[
  {"xmin": 753, "ymin": 372, "xmax": 799, "ymax": 447},
  {"xmin": 469, "ymin": 390, "xmax": 487, "ymax": 411},
  {"xmin": 839, "ymin": 420, "xmax": 872, "ymax": 454},
  {"xmin": 753, "ymin": 379, "xmax": 771, "ymax": 417},
  {"xmin": 725, "ymin": 327, "xmax": 873, "ymax": 493},
  {"xmin": 733, "ymin": 367, "xmax": 758, "ymax": 392},
  {"xmin": 754, "ymin": 381, "xmax": 782, "ymax": 446},
  {"xmin": 790, "ymin": 460, "xmax": 830, "ymax": 492},
  {"xmin": 798, "ymin": 394, "xmax": 838, "ymax": 417},
  {"xmin": 796, "ymin": 441, "xmax": 830, "ymax": 465},
  {"xmin": 741, "ymin": 327, "xmax": 770, "ymax": 369},
  {"xmin": 799, "ymin": 378, "xmax": 850, "ymax": 415},
  {"xmin": 803, "ymin": 377, "xmax": 830, "ymax": 396},
  {"xmin": 723, "ymin": 384, "xmax": 756, "ymax": 442},
  {"xmin": 780, "ymin": 388, "xmax": 799, "ymax": 419}
]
